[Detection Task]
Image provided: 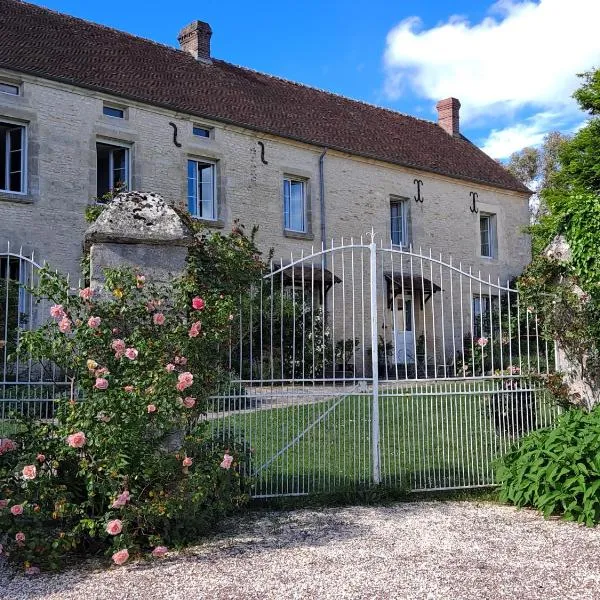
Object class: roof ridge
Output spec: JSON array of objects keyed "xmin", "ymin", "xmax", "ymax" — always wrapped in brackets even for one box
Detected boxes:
[{"xmin": 16, "ymin": 0, "xmax": 439, "ymax": 130}]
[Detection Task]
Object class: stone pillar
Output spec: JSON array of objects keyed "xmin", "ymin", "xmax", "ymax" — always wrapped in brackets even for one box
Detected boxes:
[{"xmin": 85, "ymin": 191, "xmax": 193, "ymax": 289}]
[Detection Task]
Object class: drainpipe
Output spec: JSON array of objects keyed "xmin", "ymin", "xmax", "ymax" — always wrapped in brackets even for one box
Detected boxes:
[{"xmin": 319, "ymin": 148, "xmax": 328, "ymax": 314}]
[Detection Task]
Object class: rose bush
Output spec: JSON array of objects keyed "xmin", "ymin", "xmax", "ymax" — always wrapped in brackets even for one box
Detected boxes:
[{"xmin": 0, "ymin": 222, "xmax": 264, "ymax": 572}]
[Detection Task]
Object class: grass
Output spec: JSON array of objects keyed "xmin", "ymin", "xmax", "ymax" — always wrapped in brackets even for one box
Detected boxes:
[{"xmin": 211, "ymin": 381, "xmax": 558, "ymax": 497}]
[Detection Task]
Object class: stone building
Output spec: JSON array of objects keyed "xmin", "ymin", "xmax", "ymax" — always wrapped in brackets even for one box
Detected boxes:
[{"xmin": 0, "ymin": 0, "xmax": 532, "ymax": 376}]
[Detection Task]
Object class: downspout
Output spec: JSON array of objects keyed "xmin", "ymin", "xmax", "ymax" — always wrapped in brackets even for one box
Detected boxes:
[{"xmin": 319, "ymin": 148, "xmax": 328, "ymax": 314}]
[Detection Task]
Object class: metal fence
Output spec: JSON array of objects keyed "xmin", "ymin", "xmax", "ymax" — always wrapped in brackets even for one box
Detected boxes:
[
  {"xmin": 1, "ymin": 237, "xmax": 559, "ymax": 496},
  {"xmin": 209, "ymin": 235, "xmax": 559, "ymax": 497}
]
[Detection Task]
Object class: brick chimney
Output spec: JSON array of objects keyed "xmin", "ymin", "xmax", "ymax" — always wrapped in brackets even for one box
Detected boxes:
[
  {"xmin": 436, "ymin": 97, "xmax": 461, "ymax": 136},
  {"xmin": 178, "ymin": 20, "xmax": 212, "ymax": 63}
]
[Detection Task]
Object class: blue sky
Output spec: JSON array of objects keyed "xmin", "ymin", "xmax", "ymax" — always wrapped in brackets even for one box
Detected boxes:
[{"xmin": 36, "ymin": 0, "xmax": 598, "ymax": 159}]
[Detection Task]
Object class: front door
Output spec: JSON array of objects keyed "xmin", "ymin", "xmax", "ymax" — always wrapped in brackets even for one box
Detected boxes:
[{"xmin": 393, "ymin": 296, "xmax": 415, "ymax": 364}]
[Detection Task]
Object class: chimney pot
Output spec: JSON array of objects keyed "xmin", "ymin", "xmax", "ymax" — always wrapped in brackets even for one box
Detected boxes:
[
  {"xmin": 178, "ymin": 20, "xmax": 212, "ymax": 63},
  {"xmin": 436, "ymin": 97, "xmax": 461, "ymax": 136}
]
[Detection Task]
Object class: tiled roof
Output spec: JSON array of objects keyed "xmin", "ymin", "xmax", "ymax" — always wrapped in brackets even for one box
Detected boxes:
[{"xmin": 0, "ymin": 0, "xmax": 530, "ymax": 194}]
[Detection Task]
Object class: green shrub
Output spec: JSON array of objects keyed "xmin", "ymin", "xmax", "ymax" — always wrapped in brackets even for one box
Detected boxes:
[
  {"xmin": 498, "ymin": 405, "xmax": 600, "ymax": 526},
  {"xmin": 0, "ymin": 224, "xmax": 264, "ymax": 573}
]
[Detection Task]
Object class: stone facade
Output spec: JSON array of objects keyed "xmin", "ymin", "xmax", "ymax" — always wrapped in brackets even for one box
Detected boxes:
[{"xmin": 0, "ymin": 69, "xmax": 531, "ymax": 284}]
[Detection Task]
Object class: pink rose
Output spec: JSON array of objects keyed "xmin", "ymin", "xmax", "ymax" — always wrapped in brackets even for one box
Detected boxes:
[
  {"xmin": 166, "ymin": 363, "xmax": 176, "ymax": 373},
  {"xmin": 124, "ymin": 348, "xmax": 138, "ymax": 360},
  {"xmin": 67, "ymin": 431, "xmax": 86, "ymax": 448},
  {"xmin": 79, "ymin": 287, "xmax": 93, "ymax": 300},
  {"xmin": 95, "ymin": 367, "xmax": 109, "ymax": 377},
  {"xmin": 25, "ymin": 566, "xmax": 40, "ymax": 575},
  {"xmin": 22, "ymin": 465, "xmax": 37, "ymax": 480},
  {"xmin": 220, "ymin": 454, "xmax": 234, "ymax": 469},
  {"xmin": 88, "ymin": 316, "xmax": 101, "ymax": 328},
  {"xmin": 136, "ymin": 275, "xmax": 146, "ymax": 288},
  {"xmin": 50, "ymin": 304, "xmax": 65, "ymax": 319},
  {"xmin": 11, "ymin": 504, "xmax": 24, "ymax": 516},
  {"xmin": 111, "ymin": 339, "xmax": 126, "ymax": 358},
  {"xmin": 0, "ymin": 438, "xmax": 17, "ymax": 455},
  {"xmin": 106, "ymin": 519, "xmax": 123, "ymax": 535},
  {"xmin": 58, "ymin": 317, "xmax": 71, "ymax": 333},
  {"xmin": 15, "ymin": 532, "xmax": 25, "ymax": 542},
  {"xmin": 111, "ymin": 490, "xmax": 131, "ymax": 508},
  {"xmin": 183, "ymin": 396, "xmax": 196, "ymax": 409},
  {"xmin": 476, "ymin": 337, "xmax": 489, "ymax": 348},
  {"xmin": 188, "ymin": 321, "xmax": 201, "ymax": 338},
  {"xmin": 176, "ymin": 372, "xmax": 193, "ymax": 392},
  {"xmin": 36, "ymin": 453, "xmax": 45, "ymax": 462},
  {"xmin": 0, "ymin": 499, "xmax": 8, "ymax": 509},
  {"xmin": 174, "ymin": 356, "xmax": 187, "ymax": 365},
  {"xmin": 182, "ymin": 457, "xmax": 193, "ymax": 467},
  {"xmin": 95, "ymin": 377, "xmax": 109, "ymax": 390},
  {"xmin": 152, "ymin": 546, "xmax": 168, "ymax": 558},
  {"xmin": 147, "ymin": 404, "xmax": 157, "ymax": 413},
  {"xmin": 112, "ymin": 548, "xmax": 129, "ymax": 565},
  {"xmin": 153, "ymin": 312, "xmax": 165, "ymax": 325},
  {"xmin": 192, "ymin": 297, "xmax": 205, "ymax": 310},
  {"xmin": 123, "ymin": 385, "xmax": 134, "ymax": 393}
]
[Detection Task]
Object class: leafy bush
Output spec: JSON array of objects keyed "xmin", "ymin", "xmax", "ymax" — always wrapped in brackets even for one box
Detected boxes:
[
  {"xmin": 0, "ymin": 224, "xmax": 264, "ymax": 572},
  {"xmin": 498, "ymin": 405, "xmax": 600, "ymax": 526}
]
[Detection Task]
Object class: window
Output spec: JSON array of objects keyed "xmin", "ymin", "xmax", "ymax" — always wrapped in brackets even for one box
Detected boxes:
[
  {"xmin": 480, "ymin": 214, "xmax": 496, "ymax": 258},
  {"xmin": 0, "ymin": 82, "xmax": 19, "ymax": 96},
  {"xmin": 193, "ymin": 125, "xmax": 211, "ymax": 138},
  {"xmin": 284, "ymin": 177, "xmax": 306, "ymax": 232},
  {"xmin": 0, "ymin": 121, "xmax": 26, "ymax": 194},
  {"xmin": 96, "ymin": 142, "xmax": 130, "ymax": 199},
  {"xmin": 187, "ymin": 159, "xmax": 217, "ymax": 220},
  {"xmin": 0, "ymin": 255, "xmax": 30, "ymax": 315},
  {"xmin": 473, "ymin": 295, "xmax": 499, "ymax": 338},
  {"xmin": 103, "ymin": 105, "xmax": 124, "ymax": 119},
  {"xmin": 390, "ymin": 198, "xmax": 408, "ymax": 246}
]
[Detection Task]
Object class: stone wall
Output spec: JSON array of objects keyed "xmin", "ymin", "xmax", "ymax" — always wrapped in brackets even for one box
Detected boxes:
[{"xmin": 0, "ymin": 69, "xmax": 530, "ymax": 284}]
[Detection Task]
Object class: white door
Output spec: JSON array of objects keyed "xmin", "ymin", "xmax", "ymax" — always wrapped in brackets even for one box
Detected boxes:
[{"xmin": 393, "ymin": 296, "xmax": 415, "ymax": 364}]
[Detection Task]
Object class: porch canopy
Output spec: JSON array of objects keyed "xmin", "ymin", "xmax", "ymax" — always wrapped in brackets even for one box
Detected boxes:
[
  {"xmin": 271, "ymin": 262, "xmax": 342, "ymax": 297},
  {"xmin": 384, "ymin": 272, "xmax": 441, "ymax": 308}
]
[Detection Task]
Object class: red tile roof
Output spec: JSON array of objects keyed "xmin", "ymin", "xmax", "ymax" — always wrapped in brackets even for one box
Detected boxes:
[{"xmin": 0, "ymin": 0, "xmax": 530, "ymax": 194}]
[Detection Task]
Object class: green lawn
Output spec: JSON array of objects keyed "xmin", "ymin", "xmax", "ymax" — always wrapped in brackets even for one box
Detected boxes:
[{"xmin": 210, "ymin": 381, "xmax": 558, "ymax": 496}]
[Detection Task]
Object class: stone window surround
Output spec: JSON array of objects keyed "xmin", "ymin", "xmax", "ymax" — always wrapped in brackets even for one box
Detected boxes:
[
  {"xmin": 0, "ymin": 101, "xmax": 38, "ymax": 205},
  {"xmin": 389, "ymin": 194, "xmax": 412, "ymax": 249},
  {"xmin": 281, "ymin": 168, "xmax": 313, "ymax": 241},
  {"xmin": 476, "ymin": 200, "xmax": 501, "ymax": 261},
  {"xmin": 91, "ymin": 124, "xmax": 139, "ymax": 203},
  {"xmin": 186, "ymin": 149, "xmax": 226, "ymax": 228}
]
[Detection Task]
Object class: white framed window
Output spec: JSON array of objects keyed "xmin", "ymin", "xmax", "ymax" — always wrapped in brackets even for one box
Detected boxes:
[
  {"xmin": 390, "ymin": 197, "xmax": 408, "ymax": 246},
  {"xmin": 187, "ymin": 159, "xmax": 217, "ymax": 220},
  {"xmin": 103, "ymin": 105, "xmax": 125, "ymax": 119},
  {"xmin": 0, "ymin": 82, "xmax": 20, "ymax": 96},
  {"xmin": 284, "ymin": 177, "xmax": 306, "ymax": 232},
  {"xmin": 480, "ymin": 214, "xmax": 496, "ymax": 258},
  {"xmin": 193, "ymin": 125, "xmax": 212, "ymax": 138},
  {"xmin": 96, "ymin": 141, "xmax": 130, "ymax": 200},
  {"xmin": 0, "ymin": 120, "xmax": 26, "ymax": 194}
]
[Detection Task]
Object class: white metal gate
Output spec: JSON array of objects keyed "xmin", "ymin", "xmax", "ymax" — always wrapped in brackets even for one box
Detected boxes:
[
  {"xmin": 210, "ymin": 236, "xmax": 558, "ymax": 497},
  {"xmin": 0, "ymin": 242, "xmax": 69, "ymax": 435},
  {"xmin": 0, "ymin": 238, "xmax": 559, "ymax": 496}
]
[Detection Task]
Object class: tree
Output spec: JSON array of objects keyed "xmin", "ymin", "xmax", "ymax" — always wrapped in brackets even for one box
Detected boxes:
[{"xmin": 505, "ymin": 131, "xmax": 570, "ymax": 223}]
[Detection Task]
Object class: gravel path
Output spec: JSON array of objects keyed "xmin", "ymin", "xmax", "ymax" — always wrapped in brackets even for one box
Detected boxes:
[{"xmin": 2, "ymin": 501, "xmax": 600, "ymax": 600}]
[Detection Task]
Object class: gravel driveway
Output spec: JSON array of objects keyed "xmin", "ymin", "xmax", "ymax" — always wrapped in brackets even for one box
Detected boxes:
[{"xmin": 2, "ymin": 501, "xmax": 600, "ymax": 600}]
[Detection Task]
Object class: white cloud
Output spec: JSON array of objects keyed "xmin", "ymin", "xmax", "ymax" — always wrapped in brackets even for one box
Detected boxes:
[
  {"xmin": 383, "ymin": 0, "xmax": 600, "ymax": 122},
  {"xmin": 480, "ymin": 112, "xmax": 584, "ymax": 159}
]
